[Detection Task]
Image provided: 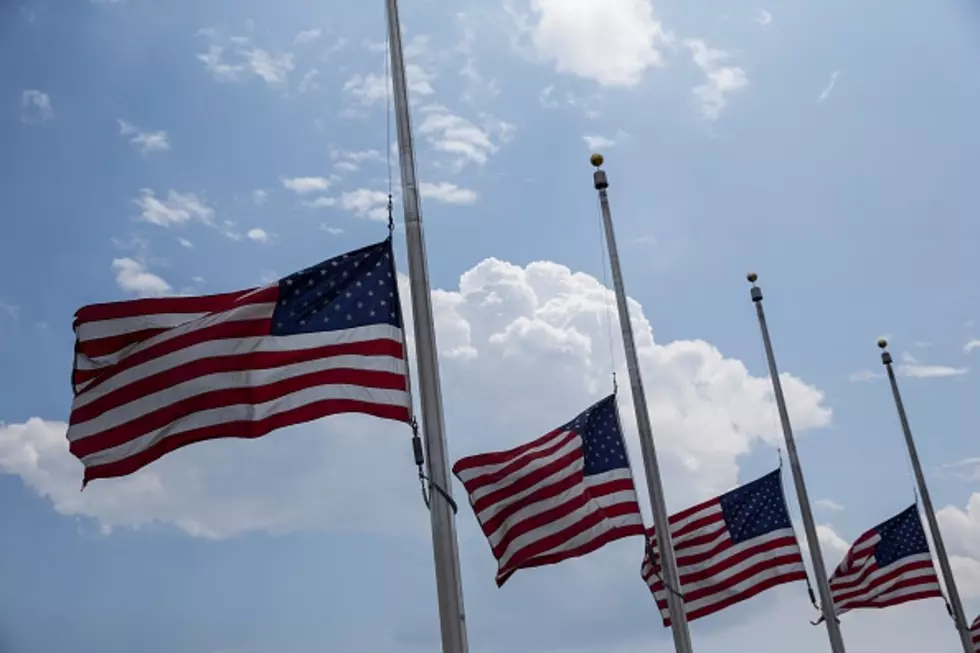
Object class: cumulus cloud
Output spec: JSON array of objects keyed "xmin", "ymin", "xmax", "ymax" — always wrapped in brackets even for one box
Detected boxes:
[
  {"xmin": 513, "ymin": 0, "xmax": 667, "ymax": 86},
  {"xmin": 417, "ymin": 105, "xmax": 508, "ymax": 168},
  {"xmin": 419, "ymin": 182, "xmax": 477, "ymax": 205},
  {"xmin": 111, "ymin": 258, "xmax": 172, "ymax": 296},
  {"xmin": 21, "ymin": 90, "xmax": 53, "ymax": 123},
  {"xmin": 685, "ymin": 39, "xmax": 748, "ymax": 121},
  {"xmin": 246, "ymin": 228, "xmax": 270, "ymax": 243},
  {"xmin": 134, "ymin": 189, "xmax": 214, "ymax": 227},
  {"xmin": 117, "ymin": 119, "xmax": 171, "ymax": 156},
  {"xmin": 340, "ymin": 188, "xmax": 390, "ymax": 221}
]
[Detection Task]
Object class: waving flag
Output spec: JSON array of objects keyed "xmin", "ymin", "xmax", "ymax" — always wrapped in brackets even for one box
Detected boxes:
[
  {"xmin": 827, "ymin": 505, "xmax": 942, "ymax": 616},
  {"xmin": 641, "ymin": 469, "xmax": 807, "ymax": 625},
  {"xmin": 453, "ymin": 394, "xmax": 645, "ymax": 586},
  {"xmin": 971, "ymin": 614, "xmax": 979, "ymax": 652},
  {"xmin": 68, "ymin": 238, "xmax": 411, "ymax": 485}
]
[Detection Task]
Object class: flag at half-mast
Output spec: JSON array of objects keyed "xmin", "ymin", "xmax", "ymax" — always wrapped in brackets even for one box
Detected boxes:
[
  {"xmin": 826, "ymin": 505, "xmax": 943, "ymax": 616},
  {"xmin": 970, "ymin": 614, "xmax": 979, "ymax": 652},
  {"xmin": 68, "ymin": 238, "xmax": 411, "ymax": 485},
  {"xmin": 453, "ymin": 394, "xmax": 646, "ymax": 586},
  {"xmin": 641, "ymin": 469, "xmax": 808, "ymax": 626}
]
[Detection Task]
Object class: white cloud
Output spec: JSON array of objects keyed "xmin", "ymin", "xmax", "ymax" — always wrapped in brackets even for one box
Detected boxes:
[
  {"xmin": 583, "ymin": 134, "xmax": 617, "ymax": 150},
  {"xmin": 340, "ymin": 188, "xmax": 391, "ymax": 221},
  {"xmin": 321, "ymin": 225, "xmax": 345, "ymax": 235},
  {"xmin": 685, "ymin": 39, "xmax": 748, "ymax": 121},
  {"xmin": 417, "ymin": 105, "xmax": 502, "ymax": 168},
  {"xmin": 177, "ymin": 237, "xmax": 194, "ymax": 249},
  {"xmin": 246, "ymin": 228, "xmax": 270, "ymax": 243},
  {"xmin": 197, "ymin": 45, "xmax": 246, "ymax": 81},
  {"xmin": 899, "ymin": 352, "xmax": 968, "ymax": 379},
  {"xmin": 941, "ymin": 457, "xmax": 980, "ymax": 483},
  {"xmin": 111, "ymin": 258, "xmax": 172, "ymax": 296},
  {"xmin": 419, "ymin": 182, "xmax": 478, "ymax": 205},
  {"xmin": 297, "ymin": 68, "xmax": 319, "ymax": 94},
  {"xmin": 516, "ymin": 0, "xmax": 667, "ymax": 86},
  {"xmin": 281, "ymin": 176, "xmax": 331, "ymax": 194},
  {"xmin": 0, "ymin": 255, "xmax": 834, "ymax": 539},
  {"xmin": 21, "ymin": 90, "xmax": 53, "ymax": 123},
  {"xmin": 301, "ymin": 197, "xmax": 337, "ymax": 209},
  {"xmin": 252, "ymin": 189, "xmax": 268, "ymax": 205},
  {"xmin": 818, "ymin": 71, "xmax": 840, "ymax": 102},
  {"xmin": 815, "ymin": 524, "xmax": 850, "ymax": 559},
  {"xmin": 849, "ymin": 370, "xmax": 883, "ymax": 382},
  {"xmin": 242, "ymin": 48, "xmax": 294, "ymax": 85},
  {"xmin": 964, "ymin": 339, "xmax": 980, "ymax": 353},
  {"xmin": 294, "ymin": 28, "xmax": 322, "ymax": 44},
  {"xmin": 343, "ymin": 64, "xmax": 434, "ymax": 106},
  {"xmin": 330, "ymin": 148, "xmax": 384, "ymax": 173},
  {"xmin": 134, "ymin": 189, "xmax": 215, "ymax": 227},
  {"xmin": 117, "ymin": 119, "xmax": 170, "ymax": 156},
  {"xmin": 196, "ymin": 34, "xmax": 294, "ymax": 86},
  {"xmin": 814, "ymin": 498, "xmax": 845, "ymax": 512},
  {"xmin": 754, "ymin": 9, "xmax": 773, "ymax": 25}
]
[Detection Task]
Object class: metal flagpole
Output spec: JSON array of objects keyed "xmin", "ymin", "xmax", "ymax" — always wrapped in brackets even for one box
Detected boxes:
[
  {"xmin": 877, "ymin": 339, "xmax": 974, "ymax": 653},
  {"xmin": 747, "ymin": 273, "xmax": 847, "ymax": 653},
  {"xmin": 590, "ymin": 154, "xmax": 695, "ymax": 653},
  {"xmin": 385, "ymin": 1, "xmax": 469, "ymax": 652}
]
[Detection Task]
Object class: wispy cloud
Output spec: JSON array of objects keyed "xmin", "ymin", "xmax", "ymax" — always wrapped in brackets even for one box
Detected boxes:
[
  {"xmin": 134, "ymin": 189, "xmax": 214, "ymax": 227},
  {"xmin": 417, "ymin": 105, "xmax": 511, "ymax": 169},
  {"xmin": 118, "ymin": 119, "xmax": 170, "ymax": 156},
  {"xmin": 818, "ymin": 71, "xmax": 840, "ymax": 102},
  {"xmin": 754, "ymin": 10, "xmax": 773, "ymax": 25},
  {"xmin": 419, "ymin": 182, "xmax": 477, "ymax": 205},
  {"xmin": 814, "ymin": 499, "xmax": 844, "ymax": 512},
  {"xmin": 964, "ymin": 339, "xmax": 980, "ymax": 354},
  {"xmin": 330, "ymin": 148, "xmax": 384, "ymax": 173},
  {"xmin": 252, "ymin": 189, "xmax": 268, "ymax": 205},
  {"xmin": 898, "ymin": 352, "xmax": 968, "ymax": 378},
  {"xmin": 177, "ymin": 237, "xmax": 194, "ymax": 249},
  {"xmin": 0, "ymin": 301, "xmax": 19, "ymax": 320},
  {"xmin": 112, "ymin": 258, "xmax": 172, "ymax": 296},
  {"xmin": 849, "ymin": 370, "xmax": 883, "ymax": 383},
  {"xmin": 940, "ymin": 457, "xmax": 980, "ymax": 482},
  {"xmin": 21, "ymin": 90, "xmax": 52, "ymax": 123},
  {"xmin": 684, "ymin": 40, "xmax": 747, "ymax": 121},
  {"xmin": 281, "ymin": 177, "xmax": 331, "ymax": 194},
  {"xmin": 340, "ymin": 189, "xmax": 390, "ymax": 221},
  {"xmin": 294, "ymin": 28, "xmax": 322, "ymax": 45},
  {"xmin": 301, "ymin": 197, "xmax": 337, "ymax": 209},
  {"xmin": 197, "ymin": 33, "xmax": 293, "ymax": 86}
]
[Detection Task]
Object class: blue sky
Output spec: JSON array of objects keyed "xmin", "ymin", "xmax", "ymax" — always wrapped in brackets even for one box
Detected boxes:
[{"xmin": 2, "ymin": 0, "xmax": 980, "ymax": 652}]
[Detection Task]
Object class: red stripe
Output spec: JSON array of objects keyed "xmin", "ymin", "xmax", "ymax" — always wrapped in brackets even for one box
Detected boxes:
[
  {"xmin": 82, "ymin": 398, "xmax": 411, "ymax": 485},
  {"xmin": 833, "ymin": 565, "xmax": 941, "ymax": 606},
  {"xmin": 74, "ymin": 287, "xmax": 273, "ymax": 326},
  {"xmin": 831, "ymin": 560, "xmax": 937, "ymax": 601},
  {"xmin": 479, "ymin": 467, "xmax": 583, "ymax": 537},
  {"xmin": 453, "ymin": 426, "xmax": 569, "ymax": 472},
  {"xmin": 836, "ymin": 587, "xmax": 943, "ymax": 612},
  {"xmin": 660, "ymin": 570, "xmax": 808, "ymax": 626},
  {"xmin": 71, "ymin": 338, "xmax": 406, "ymax": 425},
  {"xmin": 456, "ymin": 430, "xmax": 577, "ymax": 495},
  {"xmin": 69, "ymin": 367, "xmax": 408, "ymax": 458},
  {"xmin": 496, "ymin": 522, "xmax": 646, "ymax": 587},
  {"xmin": 80, "ymin": 327, "xmax": 173, "ymax": 359},
  {"xmin": 469, "ymin": 448, "xmax": 583, "ymax": 515},
  {"xmin": 646, "ymin": 536, "xmax": 802, "ymax": 590},
  {"xmin": 73, "ymin": 318, "xmax": 272, "ymax": 390},
  {"xmin": 496, "ymin": 512, "xmax": 645, "ymax": 587}
]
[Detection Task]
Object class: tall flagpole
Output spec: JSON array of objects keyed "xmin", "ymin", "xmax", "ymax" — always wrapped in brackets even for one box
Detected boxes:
[
  {"xmin": 877, "ymin": 339, "xmax": 974, "ymax": 653},
  {"xmin": 590, "ymin": 154, "xmax": 695, "ymax": 653},
  {"xmin": 386, "ymin": 1, "xmax": 469, "ymax": 652},
  {"xmin": 747, "ymin": 273, "xmax": 847, "ymax": 653}
]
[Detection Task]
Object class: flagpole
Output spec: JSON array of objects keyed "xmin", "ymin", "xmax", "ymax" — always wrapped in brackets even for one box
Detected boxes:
[
  {"xmin": 877, "ymin": 339, "xmax": 974, "ymax": 653},
  {"xmin": 385, "ymin": 1, "xmax": 469, "ymax": 652},
  {"xmin": 747, "ymin": 273, "xmax": 847, "ymax": 653},
  {"xmin": 590, "ymin": 154, "xmax": 694, "ymax": 653}
]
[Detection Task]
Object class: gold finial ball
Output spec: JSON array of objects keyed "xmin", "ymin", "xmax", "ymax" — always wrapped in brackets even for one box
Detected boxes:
[
  {"xmin": 590, "ymin": 153, "xmax": 604, "ymax": 168},
  {"xmin": 746, "ymin": 272, "xmax": 758, "ymax": 283},
  {"xmin": 877, "ymin": 338, "xmax": 888, "ymax": 349}
]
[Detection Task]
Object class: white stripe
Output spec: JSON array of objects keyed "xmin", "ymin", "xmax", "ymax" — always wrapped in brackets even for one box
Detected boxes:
[
  {"xmin": 652, "ymin": 561, "xmax": 806, "ymax": 619},
  {"xmin": 69, "ymin": 352, "xmax": 406, "ymax": 441},
  {"xmin": 75, "ymin": 302, "xmax": 277, "ymax": 371},
  {"xmin": 468, "ymin": 434, "xmax": 581, "ymax": 507},
  {"xmin": 831, "ymin": 551, "xmax": 931, "ymax": 596},
  {"xmin": 73, "ymin": 323, "xmax": 405, "ymax": 407},
  {"xmin": 844, "ymin": 578, "xmax": 942, "ymax": 607},
  {"xmin": 79, "ymin": 383, "xmax": 411, "ymax": 468},
  {"xmin": 668, "ymin": 501, "xmax": 721, "ymax": 534},
  {"xmin": 475, "ymin": 451, "xmax": 583, "ymax": 530},
  {"xmin": 77, "ymin": 312, "xmax": 210, "ymax": 342},
  {"xmin": 455, "ymin": 428, "xmax": 573, "ymax": 487},
  {"xmin": 832, "ymin": 555, "xmax": 938, "ymax": 606}
]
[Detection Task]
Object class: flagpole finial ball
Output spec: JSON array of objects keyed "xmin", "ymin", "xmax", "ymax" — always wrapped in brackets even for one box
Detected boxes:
[
  {"xmin": 746, "ymin": 272, "xmax": 758, "ymax": 283},
  {"xmin": 590, "ymin": 153, "xmax": 604, "ymax": 168},
  {"xmin": 877, "ymin": 338, "xmax": 888, "ymax": 349}
]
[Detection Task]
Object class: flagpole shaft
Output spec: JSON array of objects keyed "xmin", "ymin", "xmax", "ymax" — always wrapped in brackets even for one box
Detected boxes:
[
  {"xmin": 879, "ymin": 343, "xmax": 973, "ymax": 653},
  {"xmin": 386, "ymin": 2, "xmax": 469, "ymax": 652},
  {"xmin": 591, "ymin": 157, "xmax": 694, "ymax": 653},
  {"xmin": 749, "ymin": 278, "xmax": 847, "ymax": 653}
]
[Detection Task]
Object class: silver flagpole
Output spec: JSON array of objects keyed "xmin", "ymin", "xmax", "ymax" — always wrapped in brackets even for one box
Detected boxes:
[
  {"xmin": 590, "ymin": 154, "xmax": 695, "ymax": 653},
  {"xmin": 877, "ymin": 339, "xmax": 974, "ymax": 653},
  {"xmin": 385, "ymin": 1, "xmax": 469, "ymax": 652},
  {"xmin": 747, "ymin": 273, "xmax": 846, "ymax": 653}
]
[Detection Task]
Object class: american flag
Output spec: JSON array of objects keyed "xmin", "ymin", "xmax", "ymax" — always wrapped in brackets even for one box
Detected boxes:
[
  {"xmin": 452, "ymin": 394, "xmax": 645, "ymax": 586},
  {"xmin": 641, "ymin": 469, "xmax": 808, "ymax": 626},
  {"xmin": 971, "ymin": 614, "xmax": 979, "ymax": 652},
  {"xmin": 827, "ymin": 504, "xmax": 942, "ymax": 616},
  {"xmin": 68, "ymin": 238, "xmax": 411, "ymax": 485}
]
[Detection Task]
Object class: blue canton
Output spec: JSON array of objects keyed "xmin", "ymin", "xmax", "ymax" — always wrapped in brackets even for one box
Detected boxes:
[
  {"xmin": 562, "ymin": 394, "xmax": 630, "ymax": 476},
  {"xmin": 873, "ymin": 505, "xmax": 930, "ymax": 568},
  {"xmin": 270, "ymin": 239, "xmax": 403, "ymax": 336},
  {"xmin": 718, "ymin": 469, "xmax": 792, "ymax": 544}
]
